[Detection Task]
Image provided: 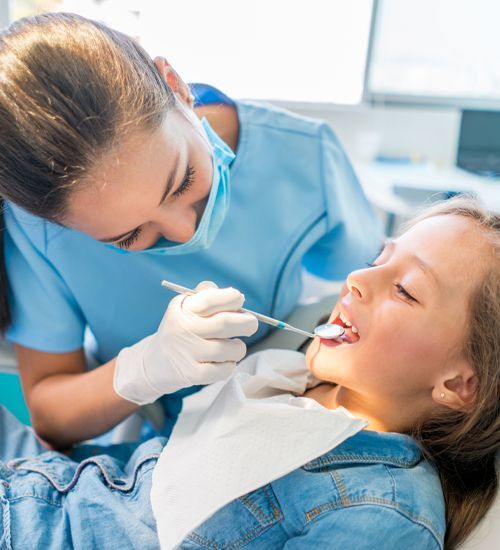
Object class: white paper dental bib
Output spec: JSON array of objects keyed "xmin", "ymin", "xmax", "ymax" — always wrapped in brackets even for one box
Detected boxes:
[{"xmin": 150, "ymin": 350, "xmax": 367, "ymax": 549}]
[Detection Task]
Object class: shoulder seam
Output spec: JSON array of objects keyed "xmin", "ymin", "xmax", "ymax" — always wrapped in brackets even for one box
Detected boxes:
[
  {"xmin": 384, "ymin": 464, "xmax": 397, "ymax": 501},
  {"xmin": 243, "ymin": 120, "xmax": 324, "ymax": 140},
  {"xmin": 43, "ymin": 218, "xmax": 49, "ymax": 254},
  {"xmin": 237, "ymin": 100, "xmax": 326, "ymax": 138},
  {"xmin": 6, "ymin": 203, "xmax": 66, "ymax": 252}
]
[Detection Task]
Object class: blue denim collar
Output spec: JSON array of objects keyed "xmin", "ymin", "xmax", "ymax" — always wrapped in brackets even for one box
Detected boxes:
[{"xmin": 303, "ymin": 430, "xmax": 422, "ymax": 471}]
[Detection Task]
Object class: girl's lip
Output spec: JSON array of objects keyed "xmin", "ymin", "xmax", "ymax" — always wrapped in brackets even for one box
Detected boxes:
[{"xmin": 319, "ymin": 337, "xmax": 343, "ymax": 348}]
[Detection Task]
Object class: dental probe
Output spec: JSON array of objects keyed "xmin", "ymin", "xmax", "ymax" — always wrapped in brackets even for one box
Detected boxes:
[{"xmin": 161, "ymin": 280, "xmax": 344, "ymax": 340}]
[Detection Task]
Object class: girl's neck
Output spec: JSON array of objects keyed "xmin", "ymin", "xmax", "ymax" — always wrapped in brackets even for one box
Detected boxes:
[{"xmin": 305, "ymin": 383, "xmax": 418, "ymax": 433}]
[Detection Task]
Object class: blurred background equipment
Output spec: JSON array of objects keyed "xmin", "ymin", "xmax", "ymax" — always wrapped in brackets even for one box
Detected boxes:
[{"xmin": 457, "ymin": 110, "xmax": 500, "ymax": 177}]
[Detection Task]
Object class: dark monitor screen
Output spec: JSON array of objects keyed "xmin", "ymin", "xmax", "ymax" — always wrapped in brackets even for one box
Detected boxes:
[{"xmin": 458, "ymin": 110, "xmax": 500, "ymax": 153}]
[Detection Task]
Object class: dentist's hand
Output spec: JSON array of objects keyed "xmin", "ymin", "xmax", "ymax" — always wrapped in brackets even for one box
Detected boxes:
[{"xmin": 114, "ymin": 282, "xmax": 259, "ymax": 405}]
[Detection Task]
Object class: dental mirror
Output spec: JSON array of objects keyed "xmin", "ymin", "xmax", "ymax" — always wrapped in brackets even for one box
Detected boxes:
[{"xmin": 313, "ymin": 323, "xmax": 345, "ymax": 340}]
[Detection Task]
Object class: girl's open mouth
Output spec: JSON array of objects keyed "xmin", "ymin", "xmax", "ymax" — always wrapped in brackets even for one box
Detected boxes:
[{"xmin": 320, "ymin": 312, "xmax": 360, "ymax": 346}]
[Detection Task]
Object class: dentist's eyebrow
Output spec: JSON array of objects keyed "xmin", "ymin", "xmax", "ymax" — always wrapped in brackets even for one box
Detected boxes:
[
  {"xmin": 157, "ymin": 154, "xmax": 181, "ymax": 206},
  {"xmin": 98, "ymin": 154, "xmax": 181, "ymax": 243}
]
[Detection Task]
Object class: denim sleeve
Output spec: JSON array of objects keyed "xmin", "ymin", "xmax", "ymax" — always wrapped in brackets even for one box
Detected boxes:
[
  {"xmin": 0, "ymin": 406, "xmax": 45, "ymax": 462},
  {"xmin": 302, "ymin": 124, "xmax": 384, "ymax": 280},
  {"xmin": 283, "ymin": 505, "xmax": 442, "ymax": 550}
]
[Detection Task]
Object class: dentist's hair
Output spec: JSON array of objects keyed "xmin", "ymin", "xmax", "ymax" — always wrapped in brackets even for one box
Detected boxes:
[
  {"xmin": 0, "ymin": 12, "xmax": 176, "ymax": 330},
  {"xmin": 405, "ymin": 197, "xmax": 500, "ymax": 550}
]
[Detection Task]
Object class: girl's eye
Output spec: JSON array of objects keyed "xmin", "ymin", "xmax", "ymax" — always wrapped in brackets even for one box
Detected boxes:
[
  {"xmin": 395, "ymin": 283, "xmax": 417, "ymax": 303},
  {"xmin": 172, "ymin": 164, "xmax": 195, "ymax": 199},
  {"xmin": 116, "ymin": 227, "xmax": 142, "ymax": 249},
  {"xmin": 367, "ymin": 243, "xmax": 387, "ymax": 268}
]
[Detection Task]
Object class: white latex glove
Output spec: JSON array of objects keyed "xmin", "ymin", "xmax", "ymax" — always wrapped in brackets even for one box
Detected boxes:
[{"xmin": 114, "ymin": 281, "xmax": 259, "ymax": 405}]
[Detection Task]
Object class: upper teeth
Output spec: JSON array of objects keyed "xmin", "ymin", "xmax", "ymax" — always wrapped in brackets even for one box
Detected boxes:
[
  {"xmin": 339, "ymin": 311, "xmax": 358, "ymax": 334},
  {"xmin": 339, "ymin": 312, "xmax": 352, "ymax": 327}
]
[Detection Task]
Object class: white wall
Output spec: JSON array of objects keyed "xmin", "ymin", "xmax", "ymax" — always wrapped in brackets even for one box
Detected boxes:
[{"xmin": 279, "ymin": 101, "xmax": 462, "ymax": 167}]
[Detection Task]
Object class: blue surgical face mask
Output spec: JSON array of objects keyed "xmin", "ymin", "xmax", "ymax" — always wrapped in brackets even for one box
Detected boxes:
[{"xmin": 107, "ymin": 117, "xmax": 235, "ymax": 256}]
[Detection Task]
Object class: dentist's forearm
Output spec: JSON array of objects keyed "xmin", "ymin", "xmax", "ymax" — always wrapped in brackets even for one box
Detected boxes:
[{"xmin": 28, "ymin": 358, "xmax": 139, "ymax": 449}]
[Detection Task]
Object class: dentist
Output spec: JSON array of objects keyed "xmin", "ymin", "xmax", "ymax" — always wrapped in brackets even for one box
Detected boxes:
[{"xmin": 0, "ymin": 13, "xmax": 382, "ymax": 447}]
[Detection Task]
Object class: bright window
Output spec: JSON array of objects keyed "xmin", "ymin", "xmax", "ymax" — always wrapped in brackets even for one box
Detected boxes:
[
  {"xmin": 367, "ymin": 0, "xmax": 500, "ymax": 107},
  {"xmin": 6, "ymin": 0, "xmax": 373, "ymax": 105}
]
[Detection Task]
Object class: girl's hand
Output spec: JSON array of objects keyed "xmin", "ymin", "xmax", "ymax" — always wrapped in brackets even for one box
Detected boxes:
[{"xmin": 114, "ymin": 281, "xmax": 258, "ymax": 405}]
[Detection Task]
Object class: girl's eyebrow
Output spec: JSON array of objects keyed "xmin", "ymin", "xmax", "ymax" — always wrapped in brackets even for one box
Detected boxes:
[
  {"xmin": 412, "ymin": 253, "xmax": 439, "ymax": 286},
  {"xmin": 385, "ymin": 239, "xmax": 439, "ymax": 286}
]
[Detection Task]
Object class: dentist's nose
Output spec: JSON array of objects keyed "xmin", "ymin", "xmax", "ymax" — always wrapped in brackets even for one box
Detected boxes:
[{"xmin": 152, "ymin": 209, "xmax": 198, "ymax": 243}]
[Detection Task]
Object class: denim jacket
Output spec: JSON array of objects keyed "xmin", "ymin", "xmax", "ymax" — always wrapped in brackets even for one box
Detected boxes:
[
  {"xmin": 0, "ymin": 407, "xmax": 445, "ymax": 549},
  {"xmin": 180, "ymin": 429, "xmax": 445, "ymax": 549}
]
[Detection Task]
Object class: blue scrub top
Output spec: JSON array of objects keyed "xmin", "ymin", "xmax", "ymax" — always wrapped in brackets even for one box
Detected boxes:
[{"xmin": 5, "ymin": 92, "xmax": 383, "ymax": 363}]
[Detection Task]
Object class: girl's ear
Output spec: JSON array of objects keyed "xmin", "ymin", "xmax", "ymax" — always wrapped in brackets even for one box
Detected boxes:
[
  {"xmin": 432, "ymin": 359, "xmax": 479, "ymax": 412},
  {"xmin": 153, "ymin": 57, "xmax": 194, "ymax": 108}
]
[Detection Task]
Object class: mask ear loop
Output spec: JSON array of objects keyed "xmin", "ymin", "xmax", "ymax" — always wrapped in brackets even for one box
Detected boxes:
[{"xmin": 175, "ymin": 91, "xmax": 213, "ymax": 154}]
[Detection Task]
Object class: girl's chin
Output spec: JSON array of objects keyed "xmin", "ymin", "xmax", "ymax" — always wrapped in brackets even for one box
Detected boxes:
[
  {"xmin": 306, "ymin": 339, "xmax": 356, "ymax": 379},
  {"xmin": 306, "ymin": 336, "xmax": 357, "ymax": 370}
]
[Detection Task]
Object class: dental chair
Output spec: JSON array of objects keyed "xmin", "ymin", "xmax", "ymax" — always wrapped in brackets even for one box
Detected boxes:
[
  {"xmin": 461, "ymin": 486, "xmax": 500, "ymax": 550},
  {"xmin": 0, "ymin": 340, "xmax": 30, "ymax": 424}
]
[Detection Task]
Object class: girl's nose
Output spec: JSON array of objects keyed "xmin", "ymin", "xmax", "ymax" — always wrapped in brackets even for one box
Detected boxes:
[
  {"xmin": 349, "ymin": 283, "xmax": 363, "ymax": 300},
  {"xmin": 346, "ymin": 270, "xmax": 368, "ymax": 301}
]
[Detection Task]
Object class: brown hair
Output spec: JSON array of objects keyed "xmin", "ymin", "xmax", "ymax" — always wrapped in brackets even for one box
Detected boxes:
[
  {"xmin": 0, "ymin": 12, "xmax": 176, "ymax": 330},
  {"xmin": 405, "ymin": 197, "xmax": 500, "ymax": 549}
]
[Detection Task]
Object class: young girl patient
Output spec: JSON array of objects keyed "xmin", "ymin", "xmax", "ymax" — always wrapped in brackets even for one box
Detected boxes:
[{"xmin": 0, "ymin": 197, "xmax": 498, "ymax": 550}]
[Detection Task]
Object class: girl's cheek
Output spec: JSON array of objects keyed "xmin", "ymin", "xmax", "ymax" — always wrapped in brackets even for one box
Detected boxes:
[
  {"xmin": 335, "ymin": 285, "xmax": 349, "ymax": 304},
  {"xmin": 305, "ymin": 339, "xmax": 321, "ymax": 370}
]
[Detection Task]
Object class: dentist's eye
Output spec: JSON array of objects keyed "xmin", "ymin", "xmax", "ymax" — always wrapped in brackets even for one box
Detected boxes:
[
  {"xmin": 395, "ymin": 283, "xmax": 417, "ymax": 303},
  {"xmin": 116, "ymin": 227, "xmax": 142, "ymax": 249},
  {"xmin": 172, "ymin": 164, "xmax": 195, "ymax": 198}
]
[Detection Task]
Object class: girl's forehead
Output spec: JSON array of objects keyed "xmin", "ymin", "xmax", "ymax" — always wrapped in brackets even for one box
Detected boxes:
[{"xmin": 403, "ymin": 214, "xmax": 477, "ymax": 250}]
